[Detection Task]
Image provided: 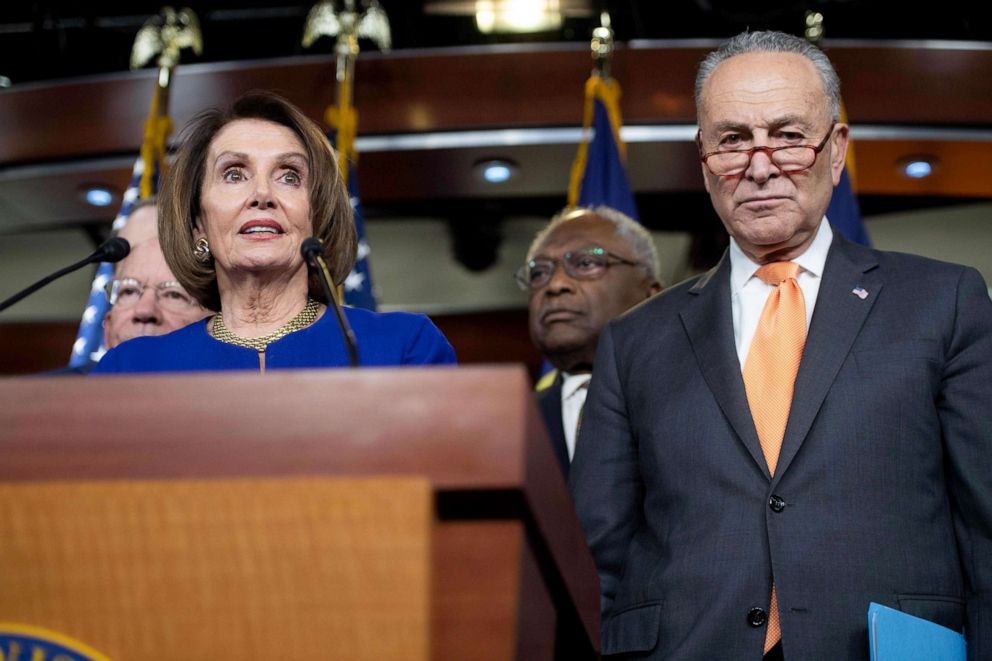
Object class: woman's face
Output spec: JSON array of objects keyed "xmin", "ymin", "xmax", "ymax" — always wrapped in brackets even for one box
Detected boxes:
[{"xmin": 195, "ymin": 118, "xmax": 312, "ymax": 283}]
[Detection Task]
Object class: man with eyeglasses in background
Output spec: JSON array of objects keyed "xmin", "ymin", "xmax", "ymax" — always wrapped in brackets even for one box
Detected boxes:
[
  {"xmin": 518, "ymin": 206, "xmax": 661, "ymax": 476},
  {"xmin": 102, "ymin": 198, "xmax": 208, "ymax": 351},
  {"xmin": 569, "ymin": 31, "xmax": 992, "ymax": 661}
]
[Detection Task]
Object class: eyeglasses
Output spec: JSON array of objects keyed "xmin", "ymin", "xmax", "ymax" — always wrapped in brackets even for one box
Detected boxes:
[
  {"xmin": 104, "ymin": 278, "xmax": 200, "ymax": 312},
  {"xmin": 699, "ymin": 123, "xmax": 836, "ymax": 177},
  {"xmin": 515, "ymin": 247, "xmax": 641, "ymax": 292}
]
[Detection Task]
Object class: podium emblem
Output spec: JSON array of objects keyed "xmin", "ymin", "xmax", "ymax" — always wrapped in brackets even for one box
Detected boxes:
[{"xmin": 0, "ymin": 623, "xmax": 111, "ymax": 661}]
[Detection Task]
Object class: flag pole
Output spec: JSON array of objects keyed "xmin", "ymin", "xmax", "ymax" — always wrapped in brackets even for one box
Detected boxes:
[
  {"xmin": 303, "ymin": 0, "xmax": 391, "ymax": 185},
  {"xmin": 803, "ymin": 10, "xmax": 858, "ymax": 183},
  {"xmin": 804, "ymin": 10, "xmax": 870, "ymax": 245},
  {"xmin": 129, "ymin": 7, "xmax": 203, "ymax": 209},
  {"xmin": 332, "ymin": 38, "xmax": 358, "ymax": 187},
  {"xmin": 326, "ymin": 8, "xmax": 360, "ymax": 186},
  {"xmin": 542, "ymin": 11, "xmax": 635, "ymax": 390},
  {"xmin": 68, "ymin": 9, "xmax": 202, "ymax": 368},
  {"xmin": 591, "ymin": 10, "xmax": 614, "ymax": 80},
  {"xmin": 567, "ymin": 12, "xmax": 627, "ymax": 209},
  {"xmin": 326, "ymin": 16, "xmax": 357, "ymax": 303},
  {"xmin": 302, "ymin": 0, "xmax": 390, "ymax": 309}
]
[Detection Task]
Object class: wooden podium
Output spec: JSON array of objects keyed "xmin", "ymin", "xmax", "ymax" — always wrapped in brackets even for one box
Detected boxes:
[{"xmin": 0, "ymin": 366, "xmax": 599, "ymax": 660}]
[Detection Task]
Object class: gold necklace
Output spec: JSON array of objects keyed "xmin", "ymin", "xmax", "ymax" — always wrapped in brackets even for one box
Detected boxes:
[{"xmin": 210, "ymin": 298, "xmax": 320, "ymax": 352}]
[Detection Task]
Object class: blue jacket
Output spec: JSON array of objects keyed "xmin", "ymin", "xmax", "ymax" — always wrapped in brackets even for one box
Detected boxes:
[{"xmin": 93, "ymin": 306, "xmax": 456, "ymax": 373}]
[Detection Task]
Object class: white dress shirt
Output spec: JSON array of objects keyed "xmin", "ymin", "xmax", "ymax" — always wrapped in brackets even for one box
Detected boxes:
[
  {"xmin": 729, "ymin": 219, "xmax": 833, "ymax": 369},
  {"xmin": 561, "ymin": 372, "xmax": 592, "ymax": 462}
]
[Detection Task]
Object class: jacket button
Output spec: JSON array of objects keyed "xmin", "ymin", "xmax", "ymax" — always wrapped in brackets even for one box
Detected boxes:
[
  {"xmin": 769, "ymin": 495, "xmax": 786, "ymax": 513},
  {"xmin": 748, "ymin": 607, "xmax": 768, "ymax": 627}
]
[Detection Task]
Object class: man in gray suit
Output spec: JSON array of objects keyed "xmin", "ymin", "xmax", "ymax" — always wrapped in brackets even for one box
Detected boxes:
[{"xmin": 570, "ymin": 30, "xmax": 992, "ymax": 660}]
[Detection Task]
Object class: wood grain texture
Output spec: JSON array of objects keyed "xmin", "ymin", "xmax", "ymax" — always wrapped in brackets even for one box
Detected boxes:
[
  {"xmin": 433, "ymin": 521, "xmax": 522, "ymax": 660},
  {"xmin": 0, "ymin": 367, "xmax": 601, "ymax": 658},
  {"xmin": 0, "ymin": 477, "xmax": 430, "ymax": 660}
]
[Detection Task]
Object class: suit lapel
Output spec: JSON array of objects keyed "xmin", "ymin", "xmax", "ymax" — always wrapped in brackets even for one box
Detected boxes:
[
  {"xmin": 681, "ymin": 253, "xmax": 770, "ymax": 477},
  {"xmin": 774, "ymin": 235, "xmax": 881, "ymax": 481},
  {"xmin": 537, "ymin": 377, "xmax": 570, "ymax": 476}
]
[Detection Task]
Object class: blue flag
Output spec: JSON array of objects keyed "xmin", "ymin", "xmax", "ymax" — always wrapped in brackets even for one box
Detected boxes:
[
  {"xmin": 538, "ymin": 74, "xmax": 640, "ymax": 389},
  {"xmin": 828, "ymin": 166, "xmax": 870, "ymax": 246},
  {"xmin": 340, "ymin": 160, "xmax": 377, "ymax": 310},
  {"xmin": 568, "ymin": 75, "xmax": 639, "ymax": 220},
  {"xmin": 67, "ymin": 157, "xmax": 150, "ymax": 369},
  {"xmin": 827, "ymin": 104, "xmax": 870, "ymax": 246},
  {"xmin": 577, "ymin": 94, "xmax": 639, "ymax": 220},
  {"xmin": 327, "ymin": 124, "xmax": 377, "ymax": 311}
]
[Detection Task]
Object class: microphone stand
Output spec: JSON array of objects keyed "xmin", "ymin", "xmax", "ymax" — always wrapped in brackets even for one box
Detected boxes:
[
  {"xmin": 0, "ymin": 238, "xmax": 130, "ymax": 314},
  {"xmin": 301, "ymin": 238, "xmax": 359, "ymax": 367}
]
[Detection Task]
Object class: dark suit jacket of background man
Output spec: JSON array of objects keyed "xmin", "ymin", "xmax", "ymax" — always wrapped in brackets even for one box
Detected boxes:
[
  {"xmin": 570, "ymin": 233, "xmax": 992, "ymax": 660},
  {"xmin": 537, "ymin": 376, "xmax": 570, "ymax": 476}
]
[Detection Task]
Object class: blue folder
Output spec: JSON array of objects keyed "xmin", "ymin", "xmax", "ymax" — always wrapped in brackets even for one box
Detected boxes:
[{"xmin": 869, "ymin": 602, "xmax": 966, "ymax": 661}]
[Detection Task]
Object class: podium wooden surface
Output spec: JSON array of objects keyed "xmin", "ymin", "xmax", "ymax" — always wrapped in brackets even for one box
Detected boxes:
[{"xmin": 0, "ymin": 366, "xmax": 599, "ymax": 660}]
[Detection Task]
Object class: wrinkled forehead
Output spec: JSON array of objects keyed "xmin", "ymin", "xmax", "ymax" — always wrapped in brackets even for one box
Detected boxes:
[
  {"xmin": 114, "ymin": 240, "xmax": 174, "ymax": 281},
  {"xmin": 698, "ymin": 52, "xmax": 829, "ymax": 128},
  {"xmin": 534, "ymin": 215, "xmax": 623, "ymax": 257},
  {"xmin": 207, "ymin": 118, "xmax": 308, "ymax": 162},
  {"xmin": 118, "ymin": 205, "xmax": 158, "ymax": 247}
]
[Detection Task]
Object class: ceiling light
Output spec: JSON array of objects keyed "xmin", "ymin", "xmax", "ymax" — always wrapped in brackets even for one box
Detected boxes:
[
  {"xmin": 475, "ymin": 1, "xmax": 496, "ymax": 32},
  {"xmin": 477, "ymin": 0, "xmax": 562, "ymax": 34},
  {"xmin": 83, "ymin": 186, "xmax": 115, "ymax": 207},
  {"xmin": 425, "ymin": 1, "xmax": 591, "ymax": 34},
  {"xmin": 475, "ymin": 159, "xmax": 517, "ymax": 184},
  {"xmin": 902, "ymin": 158, "xmax": 936, "ymax": 179}
]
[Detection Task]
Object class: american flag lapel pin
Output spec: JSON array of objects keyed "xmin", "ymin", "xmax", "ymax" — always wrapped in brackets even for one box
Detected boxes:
[{"xmin": 852, "ymin": 286, "xmax": 869, "ymax": 300}]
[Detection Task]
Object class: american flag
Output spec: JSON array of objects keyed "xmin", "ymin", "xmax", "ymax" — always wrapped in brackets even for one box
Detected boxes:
[
  {"xmin": 339, "ymin": 154, "xmax": 377, "ymax": 310},
  {"xmin": 67, "ymin": 157, "xmax": 152, "ymax": 369}
]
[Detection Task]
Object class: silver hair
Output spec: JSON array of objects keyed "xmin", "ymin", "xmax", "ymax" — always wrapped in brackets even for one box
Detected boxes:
[
  {"xmin": 694, "ymin": 30, "xmax": 841, "ymax": 123},
  {"xmin": 527, "ymin": 205, "xmax": 661, "ymax": 282}
]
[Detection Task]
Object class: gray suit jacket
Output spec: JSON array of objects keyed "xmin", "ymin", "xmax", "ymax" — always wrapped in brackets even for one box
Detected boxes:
[{"xmin": 570, "ymin": 234, "xmax": 992, "ymax": 660}]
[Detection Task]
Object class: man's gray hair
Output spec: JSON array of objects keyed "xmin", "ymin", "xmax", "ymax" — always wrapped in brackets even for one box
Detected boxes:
[
  {"xmin": 527, "ymin": 205, "xmax": 661, "ymax": 282},
  {"xmin": 695, "ymin": 30, "xmax": 841, "ymax": 123}
]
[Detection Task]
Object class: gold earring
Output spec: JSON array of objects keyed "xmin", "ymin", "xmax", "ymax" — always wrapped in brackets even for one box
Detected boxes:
[{"xmin": 193, "ymin": 237, "xmax": 211, "ymax": 263}]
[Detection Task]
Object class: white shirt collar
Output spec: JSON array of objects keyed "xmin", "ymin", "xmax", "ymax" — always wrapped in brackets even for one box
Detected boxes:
[
  {"xmin": 561, "ymin": 371, "xmax": 592, "ymax": 400},
  {"xmin": 729, "ymin": 218, "xmax": 833, "ymax": 290}
]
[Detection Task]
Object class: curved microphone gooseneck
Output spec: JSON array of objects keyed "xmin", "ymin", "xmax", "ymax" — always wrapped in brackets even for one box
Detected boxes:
[
  {"xmin": 0, "ymin": 237, "xmax": 131, "ymax": 314},
  {"xmin": 301, "ymin": 237, "xmax": 359, "ymax": 367}
]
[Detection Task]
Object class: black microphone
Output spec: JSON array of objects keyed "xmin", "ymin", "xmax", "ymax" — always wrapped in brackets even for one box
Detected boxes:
[
  {"xmin": 0, "ymin": 237, "xmax": 131, "ymax": 313},
  {"xmin": 301, "ymin": 237, "xmax": 359, "ymax": 367},
  {"xmin": 96, "ymin": 236, "xmax": 131, "ymax": 262}
]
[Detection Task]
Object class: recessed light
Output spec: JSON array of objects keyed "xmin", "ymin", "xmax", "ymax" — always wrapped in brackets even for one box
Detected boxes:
[
  {"xmin": 904, "ymin": 161, "xmax": 933, "ymax": 179},
  {"xmin": 899, "ymin": 156, "xmax": 937, "ymax": 179},
  {"xmin": 475, "ymin": 159, "xmax": 517, "ymax": 184},
  {"xmin": 83, "ymin": 186, "xmax": 115, "ymax": 207}
]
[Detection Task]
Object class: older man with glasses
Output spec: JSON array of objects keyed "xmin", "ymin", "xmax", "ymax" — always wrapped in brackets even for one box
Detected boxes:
[
  {"xmin": 569, "ymin": 30, "xmax": 992, "ymax": 661},
  {"xmin": 102, "ymin": 199, "xmax": 209, "ymax": 350},
  {"xmin": 517, "ymin": 206, "xmax": 661, "ymax": 476}
]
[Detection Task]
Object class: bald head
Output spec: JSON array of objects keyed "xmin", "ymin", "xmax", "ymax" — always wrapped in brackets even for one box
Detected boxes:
[
  {"xmin": 103, "ymin": 204, "xmax": 208, "ymax": 348},
  {"xmin": 116, "ymin": 203, "xmax": 159, "ymax": 255}
]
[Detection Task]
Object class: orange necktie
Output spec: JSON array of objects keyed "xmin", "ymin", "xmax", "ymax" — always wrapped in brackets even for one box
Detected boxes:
[{"xmin": 742, "ymin": 261, "xmax": 807, "ymax": 654}]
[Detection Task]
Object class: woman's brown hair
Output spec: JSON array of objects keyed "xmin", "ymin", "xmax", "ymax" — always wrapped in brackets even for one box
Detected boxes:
[{"xmin": 159, "ymin": 90, "xmax": 357, "ymax": 311}]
